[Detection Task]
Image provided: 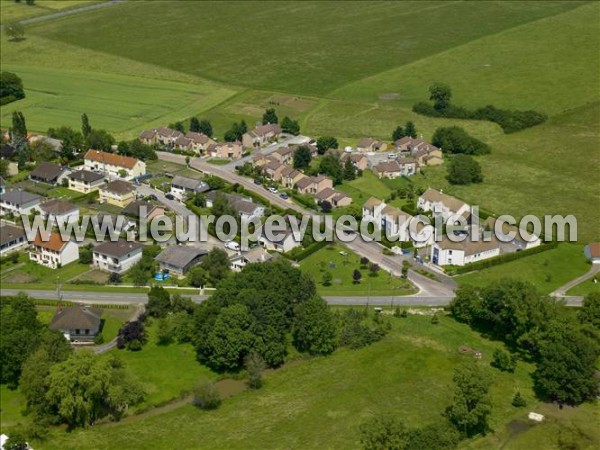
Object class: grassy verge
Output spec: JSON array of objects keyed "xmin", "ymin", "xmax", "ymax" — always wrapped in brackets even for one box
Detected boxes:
[
  {"xmin": 455, "ymin": 244, "xmax": 590, "ymax": 295},
  {"xmin": 299, "ymin": 243, "xmax": 416, "ymax": 296}
]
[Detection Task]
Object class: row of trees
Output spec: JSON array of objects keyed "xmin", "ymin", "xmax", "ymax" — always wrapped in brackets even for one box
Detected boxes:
[
  {"xmin": 450, "ymin": 282, "xmax": 600, "ymax": 405},
  {"xmin": 414, "ymin": 83, "xmax": 547, "ymax": 134}
]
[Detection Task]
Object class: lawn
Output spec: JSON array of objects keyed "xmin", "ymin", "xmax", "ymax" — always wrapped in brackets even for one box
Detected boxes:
[
  {"xmin": 455, "ymin": 244, "xmax": 590, "ymax": 295},
  {"xmin": 566, "ymin": 278, "xmax": 600, "ymax": 297},
  {"xmin": 31, "ymin": 311, "xmax": 600, "ymax": 449},
  {"xmin": 0, "ymin": 254, "xmax": 91, "ymax": 285},
  {"xmin": 0, "ymin": 385, "xmax": 27, "ymax": 428},
  {"xmin": 299, "ymin": 243, "xmax": 415, "ymax": 296},
  {"xmin": 0, "ymin": 65, "xmax": 237, "ymax": 140},
  {"xmin": 0, "ymin": 0, "xmax": 101, "ymax": 24},
  {"xmin": 108, "ymin": 320, "xmax": 217, "ymax": 411}
]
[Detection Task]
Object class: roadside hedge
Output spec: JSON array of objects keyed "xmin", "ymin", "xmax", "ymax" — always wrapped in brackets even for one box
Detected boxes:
[
  {"xmin": 446, "ymin": 241, "xmax": 558, "ymax": 275},
  {"xmin": 285, "ymin": 240, "xmax": 328, "ymax": 262}
]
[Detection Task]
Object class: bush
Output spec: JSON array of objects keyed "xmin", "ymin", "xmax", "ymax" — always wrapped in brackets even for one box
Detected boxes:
[
  {"xmin": 93, "ymin": 333, "xmax": 104, "ymax": 345},
  {"xmin": 431, "ymin": 314, "xmax": 439, "ymax": 324},
  {"xmin": 193, "ymin": 381, "xmax": 221, "ymax": 410},
  {"xmin": 512, "ymin": 391, "xmax": 527, "ymax": 408},
  {"xmin": 491, "ymin": 349, "xmax": 516, "ymax": 372},
  {"xmin": 432, "ymin": 126, "xmax": 490, "ymax": 155}
]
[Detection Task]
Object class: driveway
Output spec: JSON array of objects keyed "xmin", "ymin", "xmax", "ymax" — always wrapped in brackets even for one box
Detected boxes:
[{"xmin": 551, "ymin": 264, "xmax": 600, "ymax": 297}]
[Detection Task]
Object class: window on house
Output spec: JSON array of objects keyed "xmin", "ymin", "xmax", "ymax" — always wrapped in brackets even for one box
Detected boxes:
[{"xmin": 75, "ymin": 329, "xmax": 80, "ymax": 334}]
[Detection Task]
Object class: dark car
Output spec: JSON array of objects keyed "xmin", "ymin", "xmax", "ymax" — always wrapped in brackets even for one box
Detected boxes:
[
  {"xmin": 165, "ymin": 193, "xmax": 175, "ymax": 200},
  {"xmin": 147, "ymin": 194, "xmax": 158, "ymax": 201},
  {"xmin": 253, "ymin": 179, "xmax": 262, "ymax": 185},
  {"xmin": 279, "ymin": 193, "xmax": 289, "ymax": 200}
]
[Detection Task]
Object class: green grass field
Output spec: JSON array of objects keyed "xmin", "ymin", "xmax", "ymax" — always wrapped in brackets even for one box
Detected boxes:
[
  {"xmin": 30, "ymin": 311, "xmax": 600, "ymax": 449},
  {"xmin": 108, "ymin": 320, "xmax": 216, "ymax": 411},
  {"xmin": 0, "ymin": 0, "xmax": 101, "ymax": 24},
  {"xmin": 0, "ymin": 65, "xmax": 236, "ymax": 139},
  {"xmin": 567, "ymin": 278, "xmax": 600, "ymax": 296},
  {"xmin": 300, "ymin": 243, "xmax": 416, "ymax": 296},
  {"xmin": 455, "ymin": 244, "xmax": 590, "ymax": 295}
]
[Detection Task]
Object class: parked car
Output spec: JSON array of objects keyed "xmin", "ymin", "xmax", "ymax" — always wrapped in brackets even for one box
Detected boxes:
[
  {"xmin": 224, "ymin": 241, "xmax": 240, "ymax": 251},
  {"xmin": 388, "ymin": 153, "xmax": 396, "ymax": 159},
  {"xmin": 147, "ymin": 194, "xmax": 158, "ymax": 201},
  {"xmin": 253, "ymin": 179, "xmax": 262, "ymax": 185},
  {"xmin": 279, "ymin": 193, "xmax": 289, "ymax": 200},
  {"xmin": 165, "ymin": 193, "xmax": 175, "ymax": 200},
  {"xmin": 268, "ymin": 186, "xmax": 278, "ymax": 193}
]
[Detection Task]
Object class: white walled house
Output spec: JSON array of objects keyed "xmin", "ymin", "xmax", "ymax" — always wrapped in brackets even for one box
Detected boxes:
[
  {"xmin": 259, "ymin": 228, "xmax": 301, "ymax": 253},
  {"xmin": 93, "ymin": 240, "xmax": 143, "ymax": 274},
  {"xmin": 0, "ymin": 191, "xmax": 42, "ymax": 216},
  {"xmin": 39, "ymin": 199, "xmax": 79, "ymax": 227},
  {"xmin": 482, "ymin": 217, "xmax": 541, "ymax": 250},
  {"xmin": 362, "ymin": 197, "xmax": 386, "ymax": 225},
  {"xmin": 170, "ymin": 176, "xmax": 209, "ymax": 201},
  {"xmin": 84, "ymin": 150, "xmax": 146, "ymax": 180},
  {"xmin": 418, "ymin": 188, "xmax": 470, "ymax": 221},
  {"xmin": 30, "ymin": 233, "xmax": 80, "ymax": 269},
  {"xmin": 431, "ymin": 238, "xmax": 500, "ymax": 267}
]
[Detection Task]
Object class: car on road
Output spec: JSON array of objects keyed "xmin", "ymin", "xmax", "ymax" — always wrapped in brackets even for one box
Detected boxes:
[
  {"xmin": 147, "ymin": 194, "xmax": 158, "ymax": 201},
  {"xmin": 279, "ymin": 193, "xmax": 289, "ymax": 200},
  {"xmin": 268, "ymin": 186, "xmax": 278, "ymax": 193},
  {"xmin": 165, "ymin": 193, "xmax": 175, "ymax": 200},
  {"xmin": 253, "ymin": 179, "xmax": 262, "ymax": 185}
]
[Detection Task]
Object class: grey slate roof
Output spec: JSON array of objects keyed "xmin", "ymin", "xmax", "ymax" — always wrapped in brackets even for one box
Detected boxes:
[
  {"xmin": 93, "ymin": 240, "xmax": 143, "ymax": 258},
  {"xmin": 50, "ymin": 306, "xmax": 102, "ymax": 331},
  {"xmin": 30, "ymin": 162, "xmax": 67, "ymax": 182},
  {"xmin": 68, "ymin": 170, "xmax": 105, "ymax": 183},
  {"xmin": 0, "ymin": 223, "xmax": 26, "ymax": 246},
  {"xmin": 0, "ymin": 190, "xmax": 42, "ymax": 206},
  {"xmin": 156, "ymin": 245, "xmax": 208, "ymax": 269}
]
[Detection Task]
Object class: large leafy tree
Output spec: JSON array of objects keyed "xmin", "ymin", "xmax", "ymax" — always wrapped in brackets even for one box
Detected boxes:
[
  {"xmin": 45, "ymin": 352, "xmax": 144, "ymax": 427},
  {"xmin": 445, "ymin": 361, "xmax": 492, "ymax": 437},
  {"xmin": 292, "ymin": 296, "xmax": 338, "ymax": 355},
  {"xmin": 578, "ymin": 292, "xmax": 600, "ymax": 328},
  {"xmin": 318, "ymin": 153, "xmax": 343, "ymax": 184},
  {"xmin": 447, "ymin": 154, "xmax": 483, "ymax": 185},
  {"xmin": 281, "ymin": 116, "xmax": 300, "ymax": 135},
  {"xmin": 193, "ymin": 261, "xmax": 317, "ymax": 371},
  {"xmin": 81, "ymin": 113, "xmax": 92, "ymax": 138},
  {"xmin": 432, "ymin": 126, "xmax": 490, "ymax": 155},
  {"xmin": 0, "ymin": 294, "xmax": 42, "ymax": 386},
  {"xmin": 200, "ymin": 248, "xmax": 231, "ymax": 285},
  {"xmin": 262, "ymin": 108, "xmax": 278, "ymax": 124},
  {"xmin": 147, "ymin": 286, "xmax": 172, "ymax": 318},
  {"xmin": 429, "ymin": 82, "xmax": 452, "ymax": 111},
  {"xmin": 293, "ymin": 145, "xmax": 311, "ymax": 169},
  {"xmin": 0, "ymin": 71, "xmax": 25, "ymax": 103},
  {"xmin": 11, "ymin": 111, "xmax": 27, "ymax": 139},
  {"xmin": 316, "ymin": 136, "xmax": 338, "ymax": 155}
]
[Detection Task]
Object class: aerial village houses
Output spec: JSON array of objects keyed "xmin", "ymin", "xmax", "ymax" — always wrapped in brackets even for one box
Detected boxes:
[
  {"xmin": 280, "ymin": 167, "xmax": 307, "ymax": 189},
  {"xmin": 155, "ymin": 245, "xmax": 207, "ymax": 277},
  {"xmin": 314, "ymin": 187, "xmax": 353, "ymax": 207},
  {"xmin": 155, "ymin": 127, "xmax": 183, "ymax": 146},
  {"xmin": 263, "ymin": 159, "xmax": 286, "ymax": 182},
  {"xmin": 99, "ymin": 180, "xmax": 137, "ymax": 207},
  {"xmin": 29, "ymin": 162, "xmax": 70, "ymax": 185},
  {"xmin": 186, "ymin": 132, "xmax": 216, "ymax": 154},
  {"xmin": 67, "ymin": 170, "xmax": 106, "ymax": 193},
  {"xmin": 431, "ymin": 237, "xmax": 501, "ymax": 266},
  {"xmin": 0, "ymin": 190, "xmax": 41, "ymax": 216},
  {"xmin": 242, "ymin": 123, "xmax": 282, "ymax": 148},
  {"xmin": 259, "ymin": 225, "xmax": 301, "ymax": 253},
  {"xmin": 340, "ymin": 152, "xmax": 368, "ymax": 171},
  {"xmin": 271, "ymin": 147, "xmax": 294, "ymax": 165},
  {"xmin": 206, "ymin": 192, "xmax": 265, "ymax": 221},
  {"xmin": 372, "ymin": 158, "xmax": 419, "ymax": 179},
  {"xmin": 0, "ymin": 223, "xmax": 27, "ymax": 256},
  {"xmin": 93, "ymin": 240, "xmax": 143, "ymax": 274},
  {"xmin": 357, "ymin": 137, "xmax": 387, "ymax": 152},
  {"xmin": 170, "ymin": 176, "xmax": 209, "ymax": 201},
  {"xmin": 84, "ymin": 150, "xmax": 146, "ymax": 180},
  {"xmin": 296, "ymin": 175, "xmax": 333, "ymax": 195},
  {"xmin": 122, "ymin": 201, "xmax": 165, "ymax": 221},
  {"xmin": 49, "ymin": 305, "xmax": 103, "ymax": 343},
  {"xmin": 230, "ymin": 247, "xmax": 277, "ymax": 272},
  {"xmin": 39, "ymin": 199, "xmax": 80, "ymax": 226},
  {"xmin": 418, "ymin": 188, "xmax": 470, "ymax": 221},
  {"xmin": 208, "ymin": 141, "xmax": 243, "ymax": 159},
  {"xmin": 29, "ymin": 232, "xmax": 79, "ymax": 269},
  {"xmin": 362, "ymin": 197, "xmax": 434, "ymax": 247},
  {"xmin": 394, "ymin": 137, "xmax": 443, "ymax": 166}
]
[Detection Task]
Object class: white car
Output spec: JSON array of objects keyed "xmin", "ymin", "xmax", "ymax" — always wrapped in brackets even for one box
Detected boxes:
[
  {"xmin": 224, "ymin": 241, "xmax": 240, "ymax": 251},
  {"xmin": 268, "ymin": 186, "xmax": 278, "ymax": 194}
]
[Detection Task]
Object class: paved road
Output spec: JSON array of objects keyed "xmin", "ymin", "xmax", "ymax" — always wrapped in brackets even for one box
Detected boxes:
[
  {"xmin": 0, "ymin": 288, "xmax": 584, "ymax": 307},
  {"xmin": 551, "ymin": 264, "xmax": 600, "ymax": 297}
]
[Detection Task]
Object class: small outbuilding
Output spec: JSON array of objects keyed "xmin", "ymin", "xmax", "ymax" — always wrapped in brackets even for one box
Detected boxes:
[{"xmin": 584, "ymin": 243, "xmax": 600, "ymax": 264}]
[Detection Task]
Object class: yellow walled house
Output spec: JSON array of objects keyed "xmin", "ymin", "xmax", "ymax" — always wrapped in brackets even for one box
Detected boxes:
[{"xmin": 99, "ymin": 180, "xmax": 136, "ymax": 207}]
